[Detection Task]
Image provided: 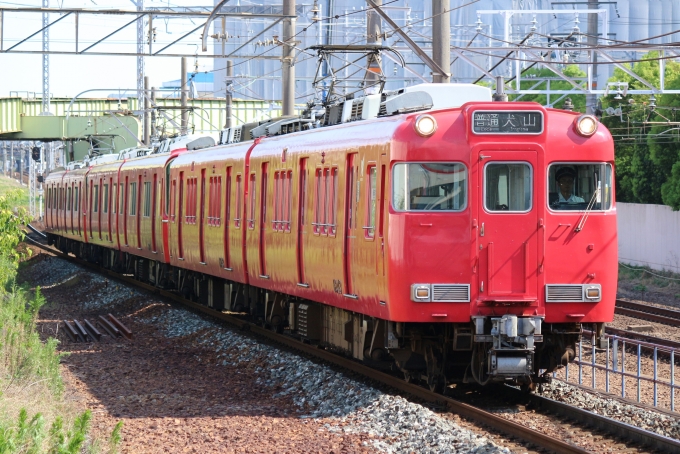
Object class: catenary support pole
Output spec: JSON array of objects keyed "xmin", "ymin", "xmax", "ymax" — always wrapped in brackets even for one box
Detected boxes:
[
  {"xmin": 181, "ymin": 57, "xmax": 188, "ymax": 134},
  {"xmin": 587, "ymin": 0, "xmax": 598, "ymax": 114},
  {"xmin": 281, "ymin": 0, "xmax": 295, "ymax": 116},
  {"xmin": 151, "ymin": 86, "xmax": 157, "ymax": 139},
  {"xmin": 143, "ymin": 76, "xmax": 150, "ymax": 145},
  {"xmin": 225, "ymin": 60, "xmax": 233, "ymax": 128},
  {"xmin": 432, "ymin": 0, "xmax": 450, "ymax": 83}
]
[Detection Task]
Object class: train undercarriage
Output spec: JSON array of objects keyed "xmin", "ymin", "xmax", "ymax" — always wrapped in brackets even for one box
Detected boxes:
[{"xmin": 50, "ymin": 235, "xmax": 586, "ymax": 391}]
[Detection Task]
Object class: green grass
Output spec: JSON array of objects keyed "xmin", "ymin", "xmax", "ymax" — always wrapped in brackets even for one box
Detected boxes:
[{"xmin": 0, "ymin": 176, "xmax": 32, "ymax": 215}]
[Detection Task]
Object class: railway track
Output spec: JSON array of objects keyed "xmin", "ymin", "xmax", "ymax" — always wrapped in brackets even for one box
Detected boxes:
[
  {"xmin": 23, "ymin": 231, "xmax": 680, "ymax": 453},
  {"xmin": 615, "ymin": 299, "xmax": 680, "ymax": 326}
]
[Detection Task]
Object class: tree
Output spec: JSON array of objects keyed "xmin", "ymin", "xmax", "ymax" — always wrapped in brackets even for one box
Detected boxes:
[
  {"xmin": 600, "ymin": 51, "xmax": 680, "ymax": 209},
  {"xmin": 509, "ymin": 65, "xmax": 588, "ymax": 112}
]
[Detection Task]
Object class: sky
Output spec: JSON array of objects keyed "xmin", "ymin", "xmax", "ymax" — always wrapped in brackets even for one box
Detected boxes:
[{"xmin": 1, "ymin": 0, "xmax": 218, "ymax": 98}]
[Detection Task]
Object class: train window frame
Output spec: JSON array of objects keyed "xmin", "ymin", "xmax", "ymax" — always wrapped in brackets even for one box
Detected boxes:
[
  {"xmin": 273, "ymin": 171, "xmax": 281, "ymax": 231},
  {"xmin": 74, "ymin": 187, "xmax": 79, "ymax": 213},
  {"xmin": 67, "ymin": 187, "xmax": 72, "ymax": 211},
  {"xmin": 391, "ymin": 162, "xmax": 468, "ymax": 212},
  {"xmin": 547, "ymin": 162, "xmax": 614, "ymax": 213},
  {"xmin": 328, "ymin": 168, "xmax": 337, "ymax": 236},
  {"xmin": 286, "ymin": 170, "xmax": 293, "ymax": 233},
  {"xmin": 483, "ymin": 161, "xmax": 533, "ymax": 214}
]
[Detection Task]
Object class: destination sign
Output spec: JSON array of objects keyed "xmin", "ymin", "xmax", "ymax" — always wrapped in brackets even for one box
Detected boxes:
[{"xmin": 472, "ymin": 111, "xmax": 543, "ymax": 134}]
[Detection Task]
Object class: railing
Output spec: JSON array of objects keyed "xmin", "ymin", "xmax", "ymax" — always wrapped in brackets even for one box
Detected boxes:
[{"xmin": 555, "ymin": 331, "xmax": 679, "ymax": 412}]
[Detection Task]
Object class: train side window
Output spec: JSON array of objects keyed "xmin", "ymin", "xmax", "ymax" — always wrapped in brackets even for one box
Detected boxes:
[
  {"xmin": 392, "ymin": 163, "xmax": 467, "ymax": 211},
  {"xmin": 365, "ymin": 165, "xmax": 377, "ymax": 238},
  {"xmin": 170, "ymin": 180, "xmax": 176, "ymax": 221},
  {"xmin": 485, "ymin": 163, "xmax": 532, "ymax": 212},
  {"xmin": 548, "ymin": 163, "xmax": 613, "ymax": 211},
  {"xmin": 216, "ymin": 176, "xmax": 222, "ymax": 226},
  {"xmin": 67, "ymin": 187, "xmax": 72, "ymax": 211},
  {"xmin": 379, "ymin": 165, "xmax": 386, "ymax": 238},
  {"xmin": 234, "ymin": 174, "xmax": 242, "ymax": 228},
  {"xmin": 286, "ymin": 170, "xmax": 293, "ymax": 232},
  {"xmin": 273, "ymin": 171, "xmax": 281, "ymax": 231},
  {"xmin": 119, "ymin": 183, "xmax": 125, "ymax": 214},
  {"xmin": 313, "ymin": 169, "xmax": 323, "ymax": 234},
  {"xmin": 74, "ymin": 187, "xmax": 79, "ymax": 212},
  {"xmin": 143, "ymin": 182, "xmax": 151, "ymax": 217},
  {"xmin": 103, "ymin": 184, "xmax": 109, "ymax": 214},
  {"xmin": 93, "ymin": 185, "xmax": 99, "ymax": 213},
  {"xmin": 226, "ymin": 168, "xmax": 232, "ymax": 224},
  {"xmin": 248, "ymin": 173, "xmax": 256, "ymax": 229},
  {"xmin": 327, "ymin": 168, "xmax": 337, "ymax": 236},
  {"xmin": 129, "ymin": 182, "xmax": 137, "ymax": 216}
]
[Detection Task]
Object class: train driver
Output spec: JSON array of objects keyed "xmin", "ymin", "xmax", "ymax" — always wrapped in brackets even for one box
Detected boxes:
[{"xmin": 555, "ymin": 167, "xmax": 585, "ymax": 205}]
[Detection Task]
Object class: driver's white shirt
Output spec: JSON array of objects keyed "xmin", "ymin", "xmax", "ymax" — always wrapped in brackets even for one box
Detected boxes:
[{"xmin": 558, "ymin": 193, "xmax": 585, "ymax": 203}]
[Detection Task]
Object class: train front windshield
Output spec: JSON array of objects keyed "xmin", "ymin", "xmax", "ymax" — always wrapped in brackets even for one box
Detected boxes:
[{"xmin": 548, "ymin": 163, "xmax": 613, "ymax": 211}]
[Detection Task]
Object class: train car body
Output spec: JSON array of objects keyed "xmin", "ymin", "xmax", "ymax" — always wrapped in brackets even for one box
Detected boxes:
[{"xmin": 45, "ymin": 83, "xmax": 617, "ymax": 390}]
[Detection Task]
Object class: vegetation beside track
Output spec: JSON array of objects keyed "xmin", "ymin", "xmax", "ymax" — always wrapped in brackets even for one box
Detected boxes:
[{"xmin": 0, "ymin": 189, "xmax": 122, "ymax": 453}]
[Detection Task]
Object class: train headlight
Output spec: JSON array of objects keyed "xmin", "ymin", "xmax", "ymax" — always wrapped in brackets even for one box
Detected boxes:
[
  {"xmin": 411, "ymin": 284, "xmax": 431, "ymax": 302},
  {"xmin": 584, "ymin": 285, "xmax": 601, "ymax": 301},
  {"xmin": 414, "ymin": 114, "xmax": 437, "ymax": 137},
  {"xmin": 574, "ymin": 114, "xmax": 598, "ymax": 137}
]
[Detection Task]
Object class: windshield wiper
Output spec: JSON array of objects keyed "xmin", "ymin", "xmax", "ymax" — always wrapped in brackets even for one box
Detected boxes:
[{"xmin": 575, "ymin": 173, "xmax": 600, "ymax": 232}]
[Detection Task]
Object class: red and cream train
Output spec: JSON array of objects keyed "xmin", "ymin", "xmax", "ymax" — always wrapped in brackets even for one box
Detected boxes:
[{"xmin": 44, "ymin": 83, "xmax": 617, "ymax": 390}]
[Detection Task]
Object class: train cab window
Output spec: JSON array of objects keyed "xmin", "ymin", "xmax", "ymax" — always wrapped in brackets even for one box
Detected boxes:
[
  {"xmin": 548, "ymin": 163, "xmax": 613, "ymax": 211},
  {"xmin": 485, "ymin": 163, "xmax": 532, "ymax": 212},
  {"xmin": 129, "ymin": 182, "xmax": 137, "ymax": 216},
  {"xmin": 392, "ymin": 163, "xmax": 467, "ymax": 211}
]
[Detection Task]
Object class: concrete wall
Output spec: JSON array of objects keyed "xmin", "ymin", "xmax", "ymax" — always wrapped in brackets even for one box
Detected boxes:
[{"xmin": 618, "ymin": 203, "xmax": 680, "ymax": 272}]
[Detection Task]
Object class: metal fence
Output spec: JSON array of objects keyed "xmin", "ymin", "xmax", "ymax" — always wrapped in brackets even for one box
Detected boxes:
[{"xmin": 558, "ymin": 331, "xmax": 678, "ymax": 412}]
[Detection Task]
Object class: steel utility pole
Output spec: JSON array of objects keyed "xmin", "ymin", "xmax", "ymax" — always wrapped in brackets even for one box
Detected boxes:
[
  {"xmin": 181, "ymin": 57, "xmax": 188, "ymax": 135},
  {"xmin": 151, "ymin": 87, "xmax": 157, "ymax": 139},
  {"xmin": 137, "ymin": 0, "xmax": 145, "ymax": 125},
  {"xmin": 41, "ymin": 0, "xmax": 50, "ymax": 114},
  {"xmin": 365, "ymin": 0, "xmax": 382, "ymax": 93},
  {"xmin": 225, "ymin": 60, "xmax": 233, "ymax": 128},
  {"xmin": 144, "ymin": 76, "xmax": 150, "ymax": 145},
  {"xmin": 281, "ymin": 0, "xmax": 295, "ymax": 116},
  {"xmin": 587, "ymin": 0, "xmax": 599, "ymax": 114},
  {"xmin": 432, "ymin": 0, "xmax": 450, "ymax": 83}
]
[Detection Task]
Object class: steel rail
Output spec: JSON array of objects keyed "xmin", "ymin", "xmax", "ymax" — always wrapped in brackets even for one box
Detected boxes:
[
  {"xmin": 23, "ymin": 231, "xmax": 680, "ymax": 453},
  {"xmin": 615, "ymin": 299, "xmax": 680, "ymax": 326}
]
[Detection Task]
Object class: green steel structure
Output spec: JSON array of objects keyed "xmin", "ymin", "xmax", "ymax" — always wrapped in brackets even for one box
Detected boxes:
[{"xmin": 0, "ymin": 96, "xmax": 286, "ymax": 162}]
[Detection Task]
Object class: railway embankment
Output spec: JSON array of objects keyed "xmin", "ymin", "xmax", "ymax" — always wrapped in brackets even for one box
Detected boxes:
[{"xmin": 20, "ymin": 253, "xmax": 515, "ymax": 454}]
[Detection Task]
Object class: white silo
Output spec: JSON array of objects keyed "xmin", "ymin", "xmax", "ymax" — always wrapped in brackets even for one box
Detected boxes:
[
  {"xmin": 661, "ymin": 0, "xmax": 673, "ymax": 43},
  {"xmin": 648, "ymin": 0, "xmax": 663, "ymax": 44},
  {"xmin": 629, "ymin": 1, "xmax": 650, "ymax": 43}
]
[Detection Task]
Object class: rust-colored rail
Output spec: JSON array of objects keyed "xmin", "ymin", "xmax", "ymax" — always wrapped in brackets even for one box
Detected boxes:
[{"xmin": 615, "ymin": 299, "xmax": 680, "ymax": 326}]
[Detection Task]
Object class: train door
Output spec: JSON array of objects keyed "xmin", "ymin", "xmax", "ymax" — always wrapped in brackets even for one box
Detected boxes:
[
  {"xmin": 296, "ymin": 158, "xmax": 307, "ymax": 285},
  {"xmin": 107, "ymin": 178, "xmax": 113, "ymax": 241},
  {"xmin": 77, "ymin": 182, "xmax": 81, "ymax": 238},
  {"xmin": 97, "ymin": 178, "xmax": 102, "ymax": 240},
  {"xmin": 343, "ymin": 153, "xmax": 358, "ymax": 297},
  {"xmin": 477, "ymin": 151, "xmax": 538, "ymax": 301},
  {"xmin": 152, "ymin": 173, "xmax": 158, "ymax": 253},
  {"xmin": 88, "ymin": 180, "xmax": 93, "ymax": 239},
  {"xmin": 199, "ymin": 169, "xmax": 206, "ymax": 263},
  {"xmin": 136, "ymin": 175, "xmax": 142, "ymax": 249},
  {"xmin": 123, "ymin": 176, "xmax": 129, "ymax": 246},
  {"xmin": 259, "ymin": 162, "xmax": 268, "ymax": 277},
  {"xmin": 376, "ymin": 156, "xmax": 387, "ymax": 278},
  {"xmin": 178, "ymin": 171, "xmax": 184, "ymax": 259},
  {"xmin": 223, "ymin": 166, "xmax": 232, "ymax": 269}
]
